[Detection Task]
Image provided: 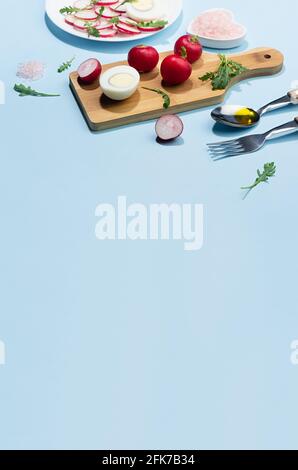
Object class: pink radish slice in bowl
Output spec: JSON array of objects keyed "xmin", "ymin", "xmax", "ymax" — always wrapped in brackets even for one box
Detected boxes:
[
  {"xmin": 77, "ymin": 58, "xmax": 102, "ymax": 84},
  {"xmin": 155, "ymin": 115, "xmax": 184, "ymax": 141}
]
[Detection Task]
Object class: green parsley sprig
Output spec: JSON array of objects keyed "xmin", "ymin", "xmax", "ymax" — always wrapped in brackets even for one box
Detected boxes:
[
  {"xmin": 241, "ymin": 162, "xmax": 276, "ymax": 193},
  {"xmin": 199, "ymin": 54, "xmax": 247, "ymax": 90}
]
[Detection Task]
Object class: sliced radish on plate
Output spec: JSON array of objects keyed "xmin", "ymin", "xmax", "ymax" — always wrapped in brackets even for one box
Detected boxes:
[
  {"xmin": 101, "ymin": 7, "xmax": 120, "ymax": 18},
  {"xmin": 110, "ymin": 2, "xmax": 127, "ymax": 13},
  {"xmin": 95, "ymin": 19, "xmax": 114, "ymax": 30},
  {"xmin": 118, "ymin": 16, "xmax": 138, "ymax": 26},
  {"xmin": 98, "ymin": 28, "xmax": 117, "ymax": 37},
  {"xmin": 155, "ymin": 115, "xmax": 184, "ymax": 141},
  {"xmin": 138, "ymin": 25, "xmax": 165, "ymax": 32},
  {"xmin": 75, "ymin": 10, "xmax": 98, "ymax": 21},
  {"xmin": 73, "ymin": 18, "xmax": 89, "ymax": 30},
  {"xmin": 116, "ymin": 23, "xmax": 141, "ymax": 34},
  {"xmin": 65, "ymin": 14, "xmax": 75, "ymax": 26},
  {"xmin": 74, "ymin": 0, "xmax": 93, "ymax": 9},
  {"xmin": 95, "ymin": 0, "xmax": 119, "ymax": 5}
]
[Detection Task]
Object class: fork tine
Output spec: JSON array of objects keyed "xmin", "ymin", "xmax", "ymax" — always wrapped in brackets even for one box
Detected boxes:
[
  {"xmin": 208, "ymin": 146, "xmax": 245, "ymax": 160},
  {"xmin": 212, "ymin": 154, "xmax": 241, "ymax": 161},
  {"xmin": 207, "ymin": 139, "xmax": 241, "ymax": 147},
  {"xmin": 209, "ymin": 152, "xmax": 243, "ymax": 161},
  {"xmin": 207, "ymin": 144, "xmax": 244, "ymax": 155}
]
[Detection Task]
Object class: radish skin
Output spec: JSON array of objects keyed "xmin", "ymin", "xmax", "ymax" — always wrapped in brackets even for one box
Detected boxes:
[
  {"xmin": 77, "ymin": 58, "xmax": 102, "ymax": 84},
  {"xmin": 155, "ymin": 115, "xmax": 184, "ymax": 141}
]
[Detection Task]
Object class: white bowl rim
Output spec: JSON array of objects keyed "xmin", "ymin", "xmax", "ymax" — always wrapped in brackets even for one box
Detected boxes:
[{"xmin": 187, "ymin": 8, "xmax": 247, "ymax": 43}]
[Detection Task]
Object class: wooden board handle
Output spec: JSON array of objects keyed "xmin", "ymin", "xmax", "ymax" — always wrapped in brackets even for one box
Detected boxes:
[{"xmin": 226, "ymin": 47, "xmax": 284, "ymax": 87}]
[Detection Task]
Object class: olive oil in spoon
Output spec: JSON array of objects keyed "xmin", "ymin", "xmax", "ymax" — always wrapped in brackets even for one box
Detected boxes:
[{"xmin": 211, "ymin": 89, "xmax": 298, "ymax": 128}]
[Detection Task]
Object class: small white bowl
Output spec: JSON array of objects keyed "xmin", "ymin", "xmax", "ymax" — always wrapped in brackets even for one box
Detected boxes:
[
  {"xmin": 187, "ymin": 9, "xmax": 247, "ymax": 50},
  {"xmin": 100, "ymin": 65, "xmax": 140, "ymax": 101}
]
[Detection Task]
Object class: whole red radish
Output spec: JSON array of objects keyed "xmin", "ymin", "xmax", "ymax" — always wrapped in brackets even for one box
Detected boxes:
[
  {"xmin": 77, "ymin": 58, "xmax": 102, "ymax": 84},
  {"xmin": 160, "ymin": 50, "xmax": 192, "ymax": 86},
  {"xmin": 174, "ymin": 34, "xmax": 202, "ymax": 64},
  {"xmin": 128, "ymin": 45, "xmax": 159, "ymax": 73}
]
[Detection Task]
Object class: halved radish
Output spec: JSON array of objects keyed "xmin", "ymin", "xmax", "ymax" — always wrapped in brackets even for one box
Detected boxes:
[
  {"xmin": 75, "ymin": 10, "xmax": 98, "ymax": 21},
  {"xmin": 65, "ymin": 14, "xmax": 75, "ymax": 26},
  {"xmin": 155, "ymin": 115, "xmax": 184, "ymax": 141},
  {"xmin": 78, "ymin": 58, "xmax": 102, "ymax": 84},
  {"xmin": 116, "ymin": 23, "xmax": 141, "ymax": 34},
  {"xmin": 98, "ymin": 27, "xmax": 117, "ymax": 37},
  {"xmin": 101, "ymin": 7, "xmax": 119, "ymax": 18},
  {"xmin": 74, "ymin": 0, "xmax": 93, "ymax": 9}
]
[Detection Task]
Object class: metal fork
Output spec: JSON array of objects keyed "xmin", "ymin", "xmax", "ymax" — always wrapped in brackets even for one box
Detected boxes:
[{"xmin": 207, "ymin": 117, "xmax": 298, "ymax": 161}]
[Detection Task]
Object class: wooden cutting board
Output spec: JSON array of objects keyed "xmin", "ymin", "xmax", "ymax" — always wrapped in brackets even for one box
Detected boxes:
[{"xmin": 69, "ymin": 47, "xmax": 284, "ymax": 131}]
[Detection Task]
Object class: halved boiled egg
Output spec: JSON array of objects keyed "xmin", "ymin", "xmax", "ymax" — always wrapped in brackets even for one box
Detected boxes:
[
  {"xmin": 100, "ymin": 65, "xmax": 140, "ymax": 101},
  {"xmin": 126, "ymin": 0, "xmax": 164, "ymax": 22}
]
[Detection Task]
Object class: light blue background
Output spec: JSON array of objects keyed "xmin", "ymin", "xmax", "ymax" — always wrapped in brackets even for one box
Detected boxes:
[{"xmin": 1, "ymin": 0, "xmax": 298, "ymax": 450}]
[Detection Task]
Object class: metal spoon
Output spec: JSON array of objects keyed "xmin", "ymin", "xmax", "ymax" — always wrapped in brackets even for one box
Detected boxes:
[{"xmin": 211, "ymin": 89, "xmax": 298, "ymax": 128}]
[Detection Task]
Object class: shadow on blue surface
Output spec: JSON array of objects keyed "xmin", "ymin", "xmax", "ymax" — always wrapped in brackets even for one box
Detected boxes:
[{"xmin": 45, "ymin": 13, "xmax": 184, "ymax": 54}]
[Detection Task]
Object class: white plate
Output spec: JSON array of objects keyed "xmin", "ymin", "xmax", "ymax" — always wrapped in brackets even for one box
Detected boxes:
[{"xmin": 46, "ymin": 0, "xmax": 183, "ymax": 43}]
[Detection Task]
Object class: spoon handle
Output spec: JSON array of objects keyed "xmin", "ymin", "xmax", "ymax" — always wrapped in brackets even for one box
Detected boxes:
[{"xmin": 258, "ymin": 93, "xmax": 292, "ymax": 116}]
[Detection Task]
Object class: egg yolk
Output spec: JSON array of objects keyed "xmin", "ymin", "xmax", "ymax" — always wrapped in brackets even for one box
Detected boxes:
[{"xmin": 109, "ymin": 73, "xmax": 135, "ymax": 88}]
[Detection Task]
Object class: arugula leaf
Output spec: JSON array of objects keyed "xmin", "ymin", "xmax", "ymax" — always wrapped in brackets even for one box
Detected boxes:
[
  {"xmin": 142, "ymin": 87, "xmax": 170, "ymax": 109},
  {"xmin": 199, "ymin": 54, "xmax": 247, "ymax": 90},
  {"xmin": 57, "ymin": 56, "xmax": 75, "ymax": 73},
  {"xmin": 59, "ymin": 6, "xmax": 79, "ymax": 14},
  {"xmin": 137, "ymin": 20, "xmax": 168, "ymax": 28},
  {"xmin": 14, "ymin": 84, "xmax": 60, "ymax": 97},
  {"xmin": 241, "ymin": 162, "xmax": 276, "ymax": 192},
  {"xmin": 109, "ymin": 16, "xmax": 120, "ymax": 25},
  {"xmin": 95, "ymin": 6, "xmax": 104, "ymax": 18},
  {"xmin": 85, "ymin": 22, "xmax": 100, "ymax": 37}
]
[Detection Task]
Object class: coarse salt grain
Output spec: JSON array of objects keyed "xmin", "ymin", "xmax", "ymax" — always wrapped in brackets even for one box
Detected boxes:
[
  {"xmin": 17, "ymin": 61, "xmax": 45, "ymax": 81},
  {"xmin": 191, "ymin": 9, "xmax": 245, "ymax": 40}
]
